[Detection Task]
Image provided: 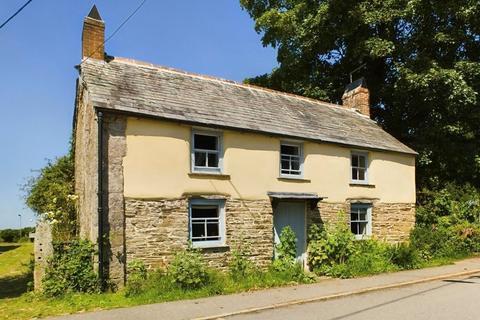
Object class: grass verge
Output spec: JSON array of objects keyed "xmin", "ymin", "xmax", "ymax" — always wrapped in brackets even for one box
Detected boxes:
[{"xmin": 0, "ymin": 242, "xmax": 33, "ymax": 299}]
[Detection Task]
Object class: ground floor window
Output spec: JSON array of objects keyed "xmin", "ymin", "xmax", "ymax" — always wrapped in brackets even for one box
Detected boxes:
[
  {"xmin": 189, "ymin": 199, "xmax": 225, "ymax": 247},
  {"xmin": 350, "ymin": 203, "xmax": 372, "ymax": 239}
]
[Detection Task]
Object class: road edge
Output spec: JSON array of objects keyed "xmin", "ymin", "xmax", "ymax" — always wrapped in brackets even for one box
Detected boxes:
[{"xmin": 193, "ymin": 268, "xmax": 480, "ymax": 320}]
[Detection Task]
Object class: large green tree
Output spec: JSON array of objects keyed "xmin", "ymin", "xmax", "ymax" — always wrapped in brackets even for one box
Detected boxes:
[{"xmin": 240, "ymin": 0, "xmax": 480, "ymax": 188}]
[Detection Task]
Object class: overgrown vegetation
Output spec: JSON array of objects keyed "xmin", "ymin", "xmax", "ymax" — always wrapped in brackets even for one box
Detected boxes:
[
  {"xmin": 124, "ymin": 230, "xmax": 313, "ymax": 303},
  {"xmin": 42, "ymin": 240, "xmax": 99, "ymax": 297},
  {"xmin": 307, "ymin": 185, "xmax": 480, "ymax": 278},
  {"xmin": 24, "ymin": 151, "xmax": 76, "ymax": 241}
]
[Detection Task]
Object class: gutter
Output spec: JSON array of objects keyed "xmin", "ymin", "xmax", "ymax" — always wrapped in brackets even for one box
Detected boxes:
[{"xmin": 96, "ymin": 109, "xmax": 105, "ymax": 290}]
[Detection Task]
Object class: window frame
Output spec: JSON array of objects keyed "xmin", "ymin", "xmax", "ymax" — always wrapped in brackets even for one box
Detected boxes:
[
  {"xmin": 188, "ymin": 198, "xmax": 226, "ymax": 248},
  {"xmin": 350, "ymin": 151, "xmax": 369, "ymax": 184},
  {"xmin": 279, "ymin": 141, "xmax": 304, "ymax": 178},
  {"xmin": 350, "ymin": 203, "xmax": 372, "ymax": 240},
  {"xmin": 191, "ymin": 129, "xmax": 223, "ymax": 174}
]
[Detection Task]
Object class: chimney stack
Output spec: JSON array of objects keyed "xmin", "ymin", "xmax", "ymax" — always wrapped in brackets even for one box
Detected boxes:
[
  {"xmin": 82, "ymin": 5, "xmax": 105, "ymax": 60},
  {"xmin": 342, "ymin": 78, "xmax": 370, "ymax": 117}
]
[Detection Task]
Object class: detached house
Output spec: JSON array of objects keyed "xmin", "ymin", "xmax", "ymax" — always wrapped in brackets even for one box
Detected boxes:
[{"xmin": 74, "ymin": 7, "xmax": 416, "ymax": 285}]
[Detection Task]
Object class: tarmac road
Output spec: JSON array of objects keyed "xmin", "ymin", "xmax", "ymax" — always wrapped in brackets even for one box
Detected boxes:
[{"xmin": 228, "ymin": 273, "xmax": 480, "ymax": 320}]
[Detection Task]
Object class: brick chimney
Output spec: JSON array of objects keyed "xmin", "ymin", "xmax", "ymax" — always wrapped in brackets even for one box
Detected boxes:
[
  {"xmin": 82, "ymin": 5, "xmax": 105, "ymax": 60},
  {"xmin": 342, "ymin": 78, "xmax": 370, "ymax": 117}
]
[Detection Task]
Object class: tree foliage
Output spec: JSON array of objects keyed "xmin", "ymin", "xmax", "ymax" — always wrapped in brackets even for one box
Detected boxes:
[
  {"xmin": 24, "ymin": 151, "xmax": 76, "ymax": 241},
  {"xmin": 240, "ymin": 0, "xmax": 480, "ymax": 188}
]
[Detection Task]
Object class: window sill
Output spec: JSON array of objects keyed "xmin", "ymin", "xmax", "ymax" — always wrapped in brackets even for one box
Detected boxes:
[
  {"xmin": 192, "ymin": 244, "xmax": 230, "ymax": 250},
  {"xmin": 278, "ymin": 176, "xmax": 311, "ymax": 183},
  {"xmin": 350, "ymin": 182, "xmax": 375, "ymax": 188},
  {"xmin": 189, "ymin": 172, "xmax": 231, "ymax": 180}
]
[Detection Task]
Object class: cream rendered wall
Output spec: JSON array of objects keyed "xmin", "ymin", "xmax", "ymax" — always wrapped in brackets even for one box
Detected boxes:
[{"xmin": 123, "ymin": 118, "xmax": 416, "ymax": 203}]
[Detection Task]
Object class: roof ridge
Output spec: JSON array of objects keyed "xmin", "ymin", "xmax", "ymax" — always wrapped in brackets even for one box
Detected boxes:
[{"xmin": 110, "ymin": 57, "xmax": 353, "ymax": 113}]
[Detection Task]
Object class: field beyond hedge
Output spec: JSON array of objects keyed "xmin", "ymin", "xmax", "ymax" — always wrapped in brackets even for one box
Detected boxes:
[{"xmin": 0, "ymin": 242, "xmax": 33, "ymax": 299}]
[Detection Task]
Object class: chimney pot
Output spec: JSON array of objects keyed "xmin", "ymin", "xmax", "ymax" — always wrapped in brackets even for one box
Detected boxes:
[
  {"xmin": 82, "ymin": 5, "xmax": 105, "ymax": 60},
  {"xmin": 342, "ymin": 77, "xmax": 370, "ymax": 117}
]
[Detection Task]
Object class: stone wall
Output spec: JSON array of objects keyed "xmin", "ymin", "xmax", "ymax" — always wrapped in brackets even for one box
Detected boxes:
[
  {"xmin": 372, "ymin": 203, "xmax": 416, "ymax": 242},
  {"xmin": 74, "ymin": 98, "xmax": 127, "ymax": 286},
  {"xmin": 102, "ymin": 114, "xmax": 127, "ymax": 285},
  {"xmin": 124, "ymin": 198, "xmax": 414, "ymax": 275},
  {"xmin": 125, "ymin": 198, "xmax": 274, "ymax": 271},
  {"xmin": 74, "ymin": 86, "xmax": 98, "ymax": 242},
  {"xmin": 308, "ymin": 201, "xmax": 415, "ymax": 243}
]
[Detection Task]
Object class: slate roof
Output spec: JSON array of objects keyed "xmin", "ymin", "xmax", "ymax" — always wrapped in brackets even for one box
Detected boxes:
[{"xmin": 79, "ymin": 57, "xmax": 416, "ymax": 155}]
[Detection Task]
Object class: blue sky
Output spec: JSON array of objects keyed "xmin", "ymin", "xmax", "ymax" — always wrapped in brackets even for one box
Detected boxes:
[{"xmin": 0, "ymin": 0, "xmax": 277, "ymax": 229}]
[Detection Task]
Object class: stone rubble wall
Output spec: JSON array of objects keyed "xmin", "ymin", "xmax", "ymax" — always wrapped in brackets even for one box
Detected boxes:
[
  {"xmin": 125, "ymin": 198, "xmax": 274, "ymax": 271},
  {"xmin": 102, "ymin": 114, "xmax": 127, "ymax": 286},
  {"xmin": 74, "ymin": 86, "xmax": 98, "ymax": 242},
  {"xmin": 372, "ymin": 202, "xmax": 416, "ymax": 242},
  {"xmin": 125, "ymin": 198, "xmax": 415, "ymax": 274},
  {"xmin": 308, "ymin": 201, "xmax": 415, "ymax": 243},
  {"xmin": 74, "ymin": 101, "xmax": 128, "ymax": 286}
]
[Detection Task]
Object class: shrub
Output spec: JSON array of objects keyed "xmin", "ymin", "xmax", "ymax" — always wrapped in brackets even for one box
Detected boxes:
[
  {"xmin": 271, "ymin": 226, "xmax": 314, "ymax": 283},
  {"xmin": 307, "ymin": 213, "xmax": 356, "ymax": 272},
  {"xmin": 24, "ymin": 152, "xmax": 77, "ymax": 241},
  {"xmin": 125, "ymin": 260, "xmax": 148, "ymax": 296},
  {"xmin": 42, "ymin": 239, "xmax": 99, "ymax": 297},
  {"xmin": 168, "ymin": 247, "xmax": 209, "ymax": 289},
  {"xmin": 416, "ymin": 183, "xmax": 480, "ymax": 225},
  {"xmin": 275, "ymin": 226, "xmax": 297, "ymax": 262},
  {"xmin": 229, "ymin": 246, "xmax": 254, "ymax": 281},
  {"xmin": 410, "ymin": 222, "xmax": 480, "ymax": 260},
  {"xmin": 387, "ymin": 242, "xmax": 419, "ymax": 270},
  {"xmin": 315, "ymin": 239, "xmax": 396, "ymax": 278}
]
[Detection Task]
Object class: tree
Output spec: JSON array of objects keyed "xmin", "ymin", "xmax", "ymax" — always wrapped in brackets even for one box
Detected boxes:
[
  {"xmin": 240, "ymin": 0, "xmax": 480, "ymax": 188},
  {"xmin": 24, "ymin": 151, "xmax": 76, "ymax": 241}
]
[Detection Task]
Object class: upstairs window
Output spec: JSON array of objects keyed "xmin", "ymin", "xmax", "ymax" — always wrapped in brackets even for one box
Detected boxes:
[
  {"xmin": 351, "ymin": 152, "xmax": 368, "ymax": 183},
  {"xmin": 189, "ymin": 199, "xmax": 225, "ymax": 247},
  {"xmin": 280, "ymin": 142, "xmax": 303, "ymax": 176},
  {"xmin": 350, "ymin": 203, "xmax": 372, "ymax": 239},
  {"xmin": 192, "ymin": 131, "xmax": 222, "ymax": 173}
]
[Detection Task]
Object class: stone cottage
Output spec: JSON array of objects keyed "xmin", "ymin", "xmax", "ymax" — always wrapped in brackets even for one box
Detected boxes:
[{"xmin": 74, "ymin": 7, "xmax": 416, "ymax": 285}]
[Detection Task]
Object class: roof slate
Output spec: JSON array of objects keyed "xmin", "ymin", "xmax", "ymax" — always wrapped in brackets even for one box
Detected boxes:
[{"xmin": 79, "ymin": 58, "xmax": 416, "ymax": 155}]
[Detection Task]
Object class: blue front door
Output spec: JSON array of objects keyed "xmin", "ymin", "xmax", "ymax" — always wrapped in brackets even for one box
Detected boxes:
[{"xmin": 273, "ymin": 201, "xmax": 306, "ymax": 263}]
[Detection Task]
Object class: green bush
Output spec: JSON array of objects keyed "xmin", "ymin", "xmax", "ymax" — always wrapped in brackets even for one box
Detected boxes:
[
  {"xmin": 416, "ymin": 183, "xmax": 480, "ymax": 225},
  {"xmin": 125, "ymin": 260, "xmax": 148, "ymax": 296},
  {"xmin": 410, "ymin": 223, "xmax": 480, "ymax": 260},
  {"xmin": 314, "ymin": 239, "xmax": 397, "ymax": 278},
  {"xmin": 229, "ymin": 246, "xmax": 254, "ymax": 281},
  {"xmin": 167, "ymin": 247, "xmax": 209, "ymax": 289},
  {"xmin": 307, "ymin": 214, "xmax": 356, "ymax": 272},
  {"xmin": 271, "ymin": 226, "xmax": 314, "ymax": 283},
  {"xmin": 42, "ymin": 239, "xmax": 99, "ymax": 297},
  {"xmin": 387, "ymin": 242, "xmax": 419, "ymax": 269},
  {"xmin": 24, "ymin": 152, "xmax": 77, "ymax": 241},
  {"xmin": 275, "ymin": 226, "xmax": 297, "ymax": 262}
]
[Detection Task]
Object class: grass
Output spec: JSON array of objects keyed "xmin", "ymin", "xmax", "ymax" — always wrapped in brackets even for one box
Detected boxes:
[{"xmin": 0, "ymin": 242, "xmax": 33, "ymax": 300}]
